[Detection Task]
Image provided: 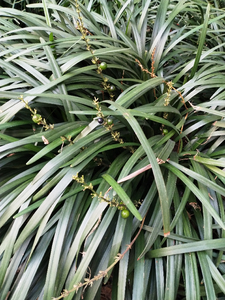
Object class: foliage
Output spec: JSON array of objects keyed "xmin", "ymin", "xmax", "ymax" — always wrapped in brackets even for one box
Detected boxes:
[{"xmin": 1, "ymin": 0, "xmax": 225, "ymax": 299}]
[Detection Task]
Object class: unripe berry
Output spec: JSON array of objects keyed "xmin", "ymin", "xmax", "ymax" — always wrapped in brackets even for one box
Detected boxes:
[
  {"xmin": 32, "ymin": 114, "xmax": 42, "ymax": 123},
  {"xmin": 121, "ymin": 209, "xmax": 130, "ymax": 219},
  {"xmin": 99, "ymin": 62, "xmax": 107, "ymax": 70}
]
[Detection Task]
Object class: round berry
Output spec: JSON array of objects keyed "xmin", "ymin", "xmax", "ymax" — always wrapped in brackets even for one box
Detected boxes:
[
  {"xmin": 97, "ymin": 117, "xmax": 104, "ymax": 124},
  {"xmin": 121, "ymin": 209, "xmax": 130, "ymax": 219},
  {"xmin": 109, "ymin": 85, "xmax": 116, "ymax": 92},
  {"xmin": 162, "ymin": 128, "xmax": 168, "ymax": 135},
  {"xmin": 99, "ymin": 62, "xmax": 107, "ymax": 70},
  {"xmin": 32, "ymin": 114, "xmax": 42, "ymax": 123},
  {"xmin": 107, "ymin": 118, "xmax": 113, "ymax": 125}
]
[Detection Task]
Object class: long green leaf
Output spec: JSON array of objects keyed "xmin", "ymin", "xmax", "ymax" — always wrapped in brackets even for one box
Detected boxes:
[
  {"xmin": 207, "ymin": 255, "xmax": 225, "ymax": 294},
  {"xmin": 149, "ymin": 238, "xmax": 225, "ymax": 258},
  {"xmin": 102, "ymin": 174, "xmax": 142, "ymax": 221},
  {"xmin": 165, "ymin": 162, "xmax": 225, "ymax": 230},
  {"xmin": 190, "ymin": 3, "xmax": 210, "ymax": 78},
  {"xmin": 168, "ymin": 160, "xmax": 225, "ymax": 197}
]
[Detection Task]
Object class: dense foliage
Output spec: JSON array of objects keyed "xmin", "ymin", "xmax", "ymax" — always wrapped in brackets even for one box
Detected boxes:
[{"xmin": 1, "ymin": 0, "xmax": 225, "ymax": 299}]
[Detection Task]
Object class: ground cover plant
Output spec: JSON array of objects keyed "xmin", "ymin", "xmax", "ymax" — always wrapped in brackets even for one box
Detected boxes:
[{"xmin": 1, "ymin": 0, "xmax": 225, "ymax": 299}]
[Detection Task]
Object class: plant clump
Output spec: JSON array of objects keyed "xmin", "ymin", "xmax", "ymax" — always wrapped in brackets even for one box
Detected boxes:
[{"xmin": 1, "ymin": 1, "xmax": 225, "ymax": 300}]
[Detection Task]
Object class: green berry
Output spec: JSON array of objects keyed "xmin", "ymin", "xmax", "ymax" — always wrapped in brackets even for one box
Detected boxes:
[
  {"xmin": 99, "ymin": 62, "xmax": 107, "ymax": 70},
  {"xmin": 109, "ymin": 85, "xmax": 116, "ymax": 92},
  {"xmin": 121, "ymin": 209, "xmax": 130, "ymax": 219},
  {"xmin": 32, "ymin": 114, "xmax": 42, "ymax": 123},
  {"xmin": 162, "ymin": 128, "xmax": 168, "ymax": 135},
  {"xmin": 107, "ymin": 118, "xmax": 113, "ymax": 125},
  {"xmin": 49, "ymin": 32, "xmax": 54, "ymax": 42},
  {"xmin": 118, "ymin": 202, "xmax": 124, "ymax": 210}
]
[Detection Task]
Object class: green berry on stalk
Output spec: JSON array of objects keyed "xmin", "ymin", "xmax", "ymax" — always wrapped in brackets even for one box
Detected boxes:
[
  {"xmin": 121, "ymin": 209, "xmax": 130, "ymax": 219},
  {"xmin": 162, "ymin": 128, "xmax": 168, "ymax": 135},
  {"xmin": 109, "ymin": 85, "xmax": 116, "ymax": 92},
  {"xmin": 99, "ymin": 62, "xmax": 107, "ymax": 70},
  {"xmin": 118, "ymin": 202, "xmax": 124, "ymax": 210},
  {"xmin": 107, "ymin": 118, "xmax": 113, "ymax": 125},
  {"xmin": 32, "ymin": 114, "xmax": 42, "ymax": 123}
]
